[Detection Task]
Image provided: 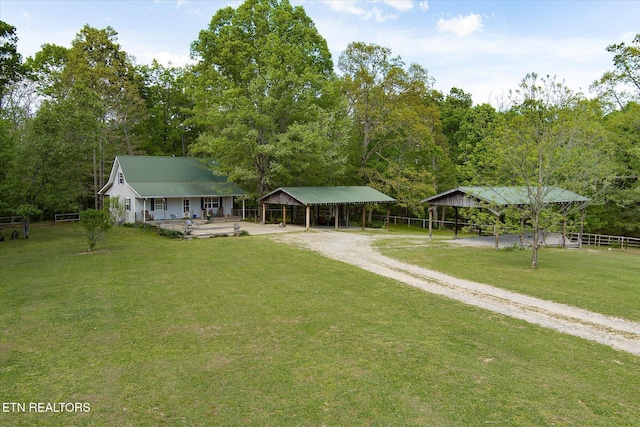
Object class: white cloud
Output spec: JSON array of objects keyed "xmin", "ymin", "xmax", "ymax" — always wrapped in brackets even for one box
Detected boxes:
[
  {"xmin": 419, "ymin": 1, "xmax": 429, "ymax": 12},
  {"xmin": 437, "ymin": 13, "xmax": 482, "ymax": 37},
  {"xmin": 320, "ymin": 1, "xmax": 403, "ymax": 21},
  {"xmin": 382, "ymin": 0, "xmax": 414, "ymax": 12},
  {"xmin": 323, "ymin": 1, "xmax": 367, "ymax": 17},
  {"xmin": 176, "ymin": 0, "xmax": 187, "ymax": 10}
]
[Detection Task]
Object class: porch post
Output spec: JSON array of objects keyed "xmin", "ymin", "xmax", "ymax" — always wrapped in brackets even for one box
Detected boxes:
[
  {"xmin": 282, "ymin": 205, "xmax": 286, "ymax": 227},
  {"xmin": 334, "ymin": 205, "xmax": 339, "ymax": 230},
  {"xmin": 305, "ymin": 205, "xmax": 310, "ymax": 230},
  {"xmin": 361, "ymin": 204, "xmax": 366, "ymax": 230},
  {"xmin": 242, "ymin": 198, "xmax": 245, "ymax": 220},
  {"xmin": 143, "ymin": 199, "xmax": 147, "ymax": 223},
  {"xmin": 261, "ymin": 203, "xmax": 266, "ymax": 225}
]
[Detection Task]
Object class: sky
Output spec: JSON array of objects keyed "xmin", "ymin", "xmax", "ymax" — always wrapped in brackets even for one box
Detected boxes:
[{"xmin": 2, "ymin": 0, "xmax": 639, "ymax": 105}]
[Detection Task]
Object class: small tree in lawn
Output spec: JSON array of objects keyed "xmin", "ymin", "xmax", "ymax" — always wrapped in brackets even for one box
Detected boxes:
[
  {"xmin": 80, "ymin": 209, "xmax": 112, "ymax": 251},
  {"xmin": 490, "ymin": 74, "xmax": 614, "ymax": 269}
]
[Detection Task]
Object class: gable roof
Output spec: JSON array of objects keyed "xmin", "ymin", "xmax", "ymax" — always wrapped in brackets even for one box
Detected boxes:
[
  {"xmin": 100, "ymin": 156, "xmax": 246, "ymax": 198},
  {"xmin": 259, "ymin": 186, "xmax": 396, "ymax": 206},
  {"xmin": 422, "ymin": 186, "xmax": 590, "ymax": 207}
]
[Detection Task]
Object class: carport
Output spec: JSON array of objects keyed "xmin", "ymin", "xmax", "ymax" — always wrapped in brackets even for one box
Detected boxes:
[
  {"xmin": 258, "ymin": 186, "xmax": 396, "ymax": 230},
  {"xmin": 421, "ymin": 186, "xmax": 590, "ymax": 248}
]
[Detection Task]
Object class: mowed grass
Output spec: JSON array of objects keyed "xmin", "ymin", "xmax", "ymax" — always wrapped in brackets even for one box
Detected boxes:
[
  {"xmin": 0, "ymin": 224, "xmax": 639, "ymax": 426},
  {"xmin": 377, "ymin": 228, "xmax": 640, "ymax": 322}
]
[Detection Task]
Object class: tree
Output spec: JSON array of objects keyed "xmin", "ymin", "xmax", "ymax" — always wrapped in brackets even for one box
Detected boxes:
[
  {"xmin": 488, "ymin": 74, "xmax": 614, "ymax": 268},
  {"xmin": 136, "ymin": 61, "xmax": 197, "ymax": 156},
  {"xmin": 0, "ymin": 21, "xmax": 23, "ymax": 111},
  {"xmin": 591, "ymin": 34, "xmax": 640, "ymax": 110},
  {"xmin": 79, "ymin": 209, "xmax": 112, "ymax": 251},
  {"xmin": 440, "ymin": 87, "xmax": 474, "ymax": 163},
  {"xmin": 589, "ymin": 102, "xmax": 640, "ymax": 236},
  {"xmin": 455, "ymin": 103, "xmax": 504, "ymax": 184},
  {"xmin": 189, "ymin": 0, "xmax": 346, "ymax": 197},
  {"xmin": 338, "ymin": 42, "xmax": 447, "ymax": 214}
]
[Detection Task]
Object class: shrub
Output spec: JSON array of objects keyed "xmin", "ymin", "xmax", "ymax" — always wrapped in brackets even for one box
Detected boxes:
[{"xmin": 79, "ymin": 209, "xmax": 113, "ymax": 251}]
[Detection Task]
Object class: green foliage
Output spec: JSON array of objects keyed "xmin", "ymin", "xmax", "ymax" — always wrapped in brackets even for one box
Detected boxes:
[
  {"xmin": 591, "ymin": 34, "xmax": 640, "ymax": 110},
  {"xmin": 338, "ymin": 42, "xmax": 447, "ymax": 214},
  {"xmin": 79, "ymin": 208, "xmax": 112, "ymax": 250},
  {"xmin": 468, "ymin": 74, "xmax": 616, "ymax": 267},
  {"xmin": 0, "ymin": 20, "xmax": 24, "ymax": 106},
  {"xmin": 189, "ymin": 0, "xmax": 344, "ymax": 197},
  {"xmin": 136, "ymin": 61, "xmax": 196, "ymax": 156}
]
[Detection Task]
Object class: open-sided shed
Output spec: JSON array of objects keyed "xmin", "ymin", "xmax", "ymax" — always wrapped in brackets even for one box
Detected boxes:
[
  {"xmin": 421, "ymin": 186, "xmax": 590, "ymax": 246},
  {"xmin": 258, "ymin": 186, "xmax": 396, "ymax": 230}
]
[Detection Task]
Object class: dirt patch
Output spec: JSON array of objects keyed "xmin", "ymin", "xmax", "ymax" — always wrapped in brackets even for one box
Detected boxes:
[{"xmin": 274, "ymin": 231, "xmax": 640, "ymax": 356}]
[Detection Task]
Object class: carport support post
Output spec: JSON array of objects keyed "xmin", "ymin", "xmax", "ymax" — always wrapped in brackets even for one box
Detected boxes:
[
  {"xmin": 454, "ymin": 207, "xmax": 458, "ymax": 239},
  {"xmin": 305, "ymin": 205, "xmax": 310, "ymax": 230},
  {"xmin": 579, "ymin": 208, "xmax": 585, "ymax": 250},
  {"xmin": 361, "ymin": 204, "xmax": 366, "ymax": 230},
  {"xmin": 562, "ymin": 207, "xmax": 567, "ymax": 249},
  {"xmin": 261, "ymin": 202, "xmax": 266, "ymax": 225},
  {"xmin": 282, "ymin": 205, "xmax": 286, "ymax": 227},
  {"xmin": 334, "ymin": 205, "xmax": 339, "ymax": 229},
  {"xmin": 386, "ymin": 203, "xmax": 390, "ymax": 230},
  {"xmin": 428, "ymin": 207, "xmax": 433, "ymax": 240}
]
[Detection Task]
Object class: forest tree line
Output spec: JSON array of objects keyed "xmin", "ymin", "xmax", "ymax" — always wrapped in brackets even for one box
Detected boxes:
[{"xmin": 0, "ymin": 0, "xmax": 638, "ymax": 236}]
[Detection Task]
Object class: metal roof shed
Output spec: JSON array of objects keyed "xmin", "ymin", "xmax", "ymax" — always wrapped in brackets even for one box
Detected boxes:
[
  {"xmin": 258, "ymin": 186, "xmax": 396, "ymax": 230},
  {"xmin": 421, "ymin": 186, "xmax": 590, "ymax": 247}
]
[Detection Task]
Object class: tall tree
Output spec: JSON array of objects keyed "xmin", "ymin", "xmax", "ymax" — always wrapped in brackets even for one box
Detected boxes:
[
  {"xmin": 136, "ymin": 61, "xmax": 196, "ymax": 156},
  {"xmin": 455, "ymin": 103, "xmax": 504, "ymax": 184},
  {"xmin": 440, "ymin": 87, "xmax": 473, "ymax": 164},
  {"xmin": 0, "ymin": 21, "xmax": 23, "ymax": 111},
  {"xmin": 589, "ymin": 101, "xmax": 640, "ymax": 236},
  {"xmin": 338, "ymin": 42, "xmax": 446, "ymax": 214},
  {"xmin": 591, "ymin": 34, "xmax": 640, "ymax": 110},
  {"xmin": 189, "ymin": 0, "xmax": 346, "ymax": 197}
]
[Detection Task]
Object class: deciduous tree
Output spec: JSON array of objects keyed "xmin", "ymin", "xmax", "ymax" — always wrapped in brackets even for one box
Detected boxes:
[
  {"xmin": 189, "ymin": 0, "xmax": 346, "ymax": 197},
  {"xmin": 489, "ymin": 74, "xmax": 614, "ymax": 268}
]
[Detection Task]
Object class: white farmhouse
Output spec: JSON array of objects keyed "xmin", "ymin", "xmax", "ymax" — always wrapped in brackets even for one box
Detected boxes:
[{"xmin": 99, "ymin": 156, "xmax": 246, "ymax": 224}]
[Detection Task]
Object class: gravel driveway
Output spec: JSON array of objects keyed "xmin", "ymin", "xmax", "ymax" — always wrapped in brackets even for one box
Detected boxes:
[{"xmin": 275, "ymin": 231, "xmax": 640, "ymax": 356}]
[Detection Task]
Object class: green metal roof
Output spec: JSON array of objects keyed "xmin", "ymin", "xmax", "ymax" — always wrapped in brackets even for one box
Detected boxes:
[
  {"xmin": 423, "ymin": 186, "xmax": 590, "ymax": 206},
  {"xmin": 108, "ymin": 156, "xmax": 245, "ymax": 198},
  {"xmin": 259, "ymin": 186, "xmax": 396, "ymax": 205}
]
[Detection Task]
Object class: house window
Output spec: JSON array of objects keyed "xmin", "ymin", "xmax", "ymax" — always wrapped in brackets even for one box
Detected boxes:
[
  {"xmin": 154, "ymin": 198, "xmax": 165, "ymax": 211},
  {"xmin": 202, "ymin": 197, "xmax": 220, "ymax": 209},
  {"xmin": 183, "ymin": 199, "xmax": 190, "ymax": 215},
  {"xmin": 125, "ymin": 198, "xmax": 131, "ymax": 211},
  {"xmin": 118, "ymin": 172, "xmax": 124, "ymax": 184}
]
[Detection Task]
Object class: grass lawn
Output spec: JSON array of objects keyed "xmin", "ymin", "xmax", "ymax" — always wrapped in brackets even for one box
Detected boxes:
[
  {"xmin": 378, "ymin": 226, "xmax": 640, "ymax": 322},
  {"xmin": 1, "ymin": 224, "xmax": 639, "ymax": 426}
]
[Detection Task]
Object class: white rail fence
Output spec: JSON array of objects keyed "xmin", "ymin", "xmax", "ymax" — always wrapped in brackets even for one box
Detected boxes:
[
  {"xmin": 54, "ymin": 213, "xmax": 80, "ymax": 223},
  {"xmin": 569, "ymin": 233, "xmax": 640, "ymax": 249}
]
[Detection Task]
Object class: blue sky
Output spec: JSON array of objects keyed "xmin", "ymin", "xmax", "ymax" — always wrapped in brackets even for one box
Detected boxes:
[{"xmin": 2, "ymin": 0, "xmax": 638, "ymax": 104}]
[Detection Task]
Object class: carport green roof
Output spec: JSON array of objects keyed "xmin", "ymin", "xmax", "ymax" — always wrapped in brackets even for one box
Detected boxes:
[
  {"xmin": 101, "ymin": 156, "xmax": 246, "ymax": 198},
  {"xmin": 259, "ymin": 186, "xmax": 395, "ymax": 206},
  {"xmin": 422, "ymin": 186, "xmax": 590, "ymax": 207}
]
